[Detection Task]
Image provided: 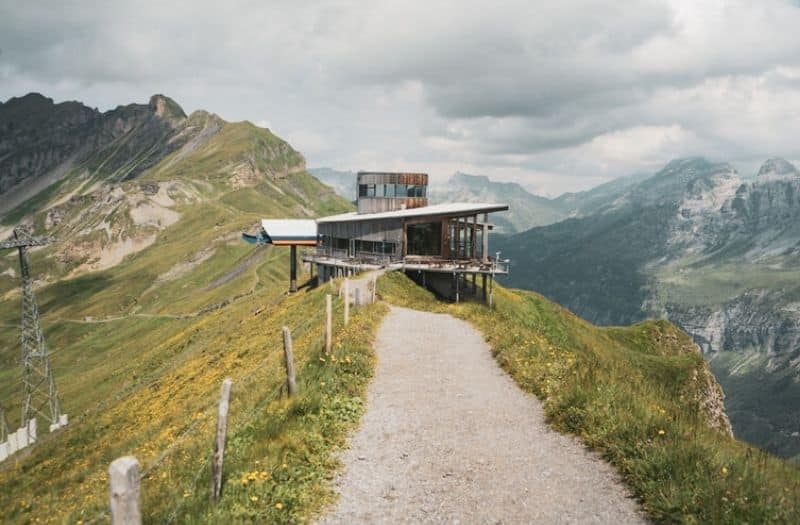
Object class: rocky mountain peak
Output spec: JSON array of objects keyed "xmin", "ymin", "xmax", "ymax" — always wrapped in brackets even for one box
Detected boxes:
[
  {"xmin": 757, "ymin": 157, "xmax": 799, "ymax": 178},
  {"xmin": 451, "ymin": 172, "xmax": 491, "ymax": 186},
  {"xmin": 148, "ymin": 94, "xmax": 187, "ymax": 122}
]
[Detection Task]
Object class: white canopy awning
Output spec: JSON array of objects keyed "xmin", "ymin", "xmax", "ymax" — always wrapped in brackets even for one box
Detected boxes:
[{"xmin": 261, "ymin": 219, "xmax": 318, "ymax": 245}]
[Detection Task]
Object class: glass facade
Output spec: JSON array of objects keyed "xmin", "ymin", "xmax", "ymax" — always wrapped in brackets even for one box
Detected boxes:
[
  {"xmin": 407, "ymin": 222, "xmax": 442, "ymax": 256},
  {"xmin": 320, "ymin": 235, "xmax": 396, "ymax": 256},
  {"xmin": 358, "ymin": 183, "xmax": 426, "ymax": 198}
]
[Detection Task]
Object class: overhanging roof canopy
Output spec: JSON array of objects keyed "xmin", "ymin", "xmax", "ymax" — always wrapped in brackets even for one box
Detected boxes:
[
  {"xmin": 260, "ymin": 219, "xmax": 318, "ymax": 245},
  {"xmin": 316, "ymin": 202, "xmax": 509, "ymax": 224}
]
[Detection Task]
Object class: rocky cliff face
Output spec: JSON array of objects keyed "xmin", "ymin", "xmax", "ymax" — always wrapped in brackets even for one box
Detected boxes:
[{"xmin": 0, "ymin": 93, "xmax": 101, "ymax": 193}]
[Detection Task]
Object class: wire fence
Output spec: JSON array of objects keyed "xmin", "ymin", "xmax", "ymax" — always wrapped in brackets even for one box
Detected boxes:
[
  {"xmin": 2, "ymin": 272, "xmax": 367, "ymax": 524},
  {"xmin": 82, "ymin": 285, "xmax": 346, "ymax": 524}
]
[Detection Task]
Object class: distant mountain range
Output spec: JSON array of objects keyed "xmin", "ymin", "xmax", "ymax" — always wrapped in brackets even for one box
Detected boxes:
[
  {"xmin": 496, "ymin": 157, "xmax": 800, "ymax": 461},
  {"xmin": 310, "ymin": 167, "xmax": 648, "ymax": 234}
]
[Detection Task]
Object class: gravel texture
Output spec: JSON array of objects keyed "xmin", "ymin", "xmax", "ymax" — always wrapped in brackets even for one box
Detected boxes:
[{"xmin": 319, "ymin": 306, "xmax": 648, "ymax": 524}]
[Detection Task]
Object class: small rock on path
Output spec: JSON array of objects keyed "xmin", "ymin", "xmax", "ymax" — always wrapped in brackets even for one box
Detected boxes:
[{"xmin": 319, "ymin": 306, "xmax": 647, "ymax": 524}]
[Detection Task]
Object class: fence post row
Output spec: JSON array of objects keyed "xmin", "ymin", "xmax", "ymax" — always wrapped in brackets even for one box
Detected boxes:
[
  {"xmin": 211, "ymin": 378, "xmax": 232, "ymax": 502},
  {"xmin": 282, "ymin": 327, "xmax": 297, "ymax": 396},
  {"xmin": 109, "ymin": 456, "xmax": 142, "ymax": 525},
  {"xmin": 105, "ymin": 280, "xmax": 370, "ymax": 518}
]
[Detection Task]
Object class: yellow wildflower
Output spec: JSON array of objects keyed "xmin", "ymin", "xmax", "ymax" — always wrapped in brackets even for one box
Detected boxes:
[
  {"xmin": 657, "ymin": 429, "xmax": 666, "ymax": 436},
  {"xmin": 275, "ymin": 502, "xmax": 284, "ymax": 510},
  {"xmin": 251, "ymin": 496, "xmax": 259, "ymax": 502}
]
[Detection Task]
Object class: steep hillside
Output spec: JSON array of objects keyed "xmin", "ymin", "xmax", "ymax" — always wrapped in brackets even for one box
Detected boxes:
[
  {"xmin": 0, "ymin": 93, "xmax": 348, "ymax": 294},
  {"xmin": 497, "ymin": 157, "xmax": 800, "ymax": 460},
  {"xmin": 378, "ymin": 272, "xmax": 800, "ymax": 524},
  {"xmin": 551, "ymin": 171, "xmax": 652, "ymax": 215},
  {"xmin": 0, "ymin": 93, "xmax": 365, "ymax": 523}
]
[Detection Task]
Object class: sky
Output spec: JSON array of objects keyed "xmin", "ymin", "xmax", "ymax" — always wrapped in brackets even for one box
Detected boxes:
[{"xmin": 2, "ymin": 0, "xmax": 800, "ymax": 195}]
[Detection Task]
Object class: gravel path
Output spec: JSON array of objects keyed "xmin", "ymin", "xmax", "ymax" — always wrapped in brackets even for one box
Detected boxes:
[{"xmin": 320, "ymin": 306, "xmax": 647, "ymax": 524}]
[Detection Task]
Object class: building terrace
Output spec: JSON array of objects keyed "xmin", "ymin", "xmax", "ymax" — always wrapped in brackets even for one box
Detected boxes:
[{"xmin": 252, "ymin": 171, "xmax": 510, "ymax": 301}]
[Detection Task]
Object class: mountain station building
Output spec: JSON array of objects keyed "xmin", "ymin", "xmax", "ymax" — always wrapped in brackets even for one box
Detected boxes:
[{"xmin": 253, "ymin": 171, "xmax": 509, "ymax": 302}]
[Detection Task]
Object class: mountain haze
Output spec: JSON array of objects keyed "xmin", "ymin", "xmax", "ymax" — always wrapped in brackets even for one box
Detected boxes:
[{"xmin": 308, "ymin": 167, "xmax": 357, "ymax": 204}]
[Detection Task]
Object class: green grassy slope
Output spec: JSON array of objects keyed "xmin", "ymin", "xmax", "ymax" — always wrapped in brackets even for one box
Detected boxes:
[
  {"xmin": 1, "ymin": 271, "xmax": 388, "ymax": 524},
  {"xmin": 378, "ymin": 272, "xmax": 800, "ymax": 524},
  {"xmin": 0, "ymin": 99, "xmax": 371, "ymax": 522}
]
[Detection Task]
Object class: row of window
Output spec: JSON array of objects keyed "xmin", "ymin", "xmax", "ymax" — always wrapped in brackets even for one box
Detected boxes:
[
  {"xmin": 320, "ymin": 236, "xmax": 397, "ymax": 255},
  {"xmin": 358, "ymin": 183, "xmax": 426, "ymax": 198}
]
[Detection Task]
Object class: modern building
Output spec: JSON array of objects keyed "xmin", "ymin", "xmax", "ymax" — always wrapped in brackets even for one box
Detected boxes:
[{"xmin": 253, "ymin": 171, "xmax": 509, "ymax": 301}]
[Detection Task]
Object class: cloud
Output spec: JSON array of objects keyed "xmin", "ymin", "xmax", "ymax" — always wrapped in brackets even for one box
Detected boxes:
[{"xmin": 2, "ymin": 0, "xmax": 800, "ymax": 194}]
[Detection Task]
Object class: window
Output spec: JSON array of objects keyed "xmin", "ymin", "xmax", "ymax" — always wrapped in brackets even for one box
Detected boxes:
[
  {"xmin": 358, "ymin": 182, "xmax": 426, "ymax": 198},
  {"xmin": 407, "ymin": 185, "xmax": 425, "ymax": 197},
  {"xmin": 331, "ymin": 237, "xmax": 348, "ymax": 250},
  {"xmin": 407, "ymin": 222, "xmax": 442, "ymax": 256},
  {"xmin": 354, "ymin": 239, "xmax": 396, "ymax": 255}
]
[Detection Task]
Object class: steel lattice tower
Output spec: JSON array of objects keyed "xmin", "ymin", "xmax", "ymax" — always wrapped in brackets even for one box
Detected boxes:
[{"xmin": 0, "ymin": 227, "xmax": 63, "ymax": 428}]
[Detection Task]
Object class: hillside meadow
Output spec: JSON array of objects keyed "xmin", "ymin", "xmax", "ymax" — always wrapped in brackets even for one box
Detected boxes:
[{"xmin": 378, "ymin": 272, "xmax": 800, "ymax": 524}]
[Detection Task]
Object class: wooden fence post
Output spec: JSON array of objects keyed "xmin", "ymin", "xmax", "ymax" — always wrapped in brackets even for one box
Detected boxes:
[
  {"xmin": 343, "ymin": 279, "xmax": 350, "ymax": 326},
  {"xmin": 109, "ymin": 456, "xmax": 141, "ymax": 525},
  {"xmin": 371, "ymin": 276, "xmax": 377, "ymax": 304},
  {"xmin": 282, "ymin": 327, "xmax": 297, "ymax": 396},
  {"xmin": 325, "ymin": 294, "xmax": 332, "ymax": 354},
  {"xmin": 354, "ymin": 287, "xmax": 361, "ymax": 307},
  {"xmin": 211, "ymin": 378, "xmax": 232, "ymax": 502}
]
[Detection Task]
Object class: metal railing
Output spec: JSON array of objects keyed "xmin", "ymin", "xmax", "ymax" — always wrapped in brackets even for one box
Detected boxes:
[{"xmin": 305, "ymin": 247, "xmax": 510, "ymax": 274}]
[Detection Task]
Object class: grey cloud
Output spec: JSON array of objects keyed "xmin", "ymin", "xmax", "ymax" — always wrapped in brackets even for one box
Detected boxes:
[{"xmin": 2, "ymin": 0, "xmax": 800, "ymax": 194}]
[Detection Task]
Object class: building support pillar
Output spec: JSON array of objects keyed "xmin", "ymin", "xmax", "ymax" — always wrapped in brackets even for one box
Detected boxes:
[
  {"xmin": 289, "ymin": 245, "xmax": 298, "ymax": 293},
  {"xmin": 482, "ymin": 213, "xmax": 489, "ymax": 262},
  {"xmin": 471, "ymin": 215, "xmax": 477, "ymax": 260}
]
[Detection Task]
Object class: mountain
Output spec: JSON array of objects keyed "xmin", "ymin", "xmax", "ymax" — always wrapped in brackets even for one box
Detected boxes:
[
  {"xmin": 496, "ymin": 157, "xmax": 800, "ymax": 460},
  {"xmin": 0, "ymin": 93, "xmax": 358, "ymax": 522},
  {"xmin": 308, "ymin": 167, "xmax": 357, "ymax": 203},
  {"xmin": 0, "ymin": 93, "xmax": 348, "ymax": 286},
  {"xmin": 551, "ymin": 171, "xmax": 652, "ymax": 215},
  {"xmin": 425, "ymin": 172, "xmax": 565, "ymax": 234}
]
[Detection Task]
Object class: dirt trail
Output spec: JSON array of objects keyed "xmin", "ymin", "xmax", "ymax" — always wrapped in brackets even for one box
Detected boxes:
[{"xmin": 320, "ymin": 306, "xmax": 647, "ymax": 524}]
